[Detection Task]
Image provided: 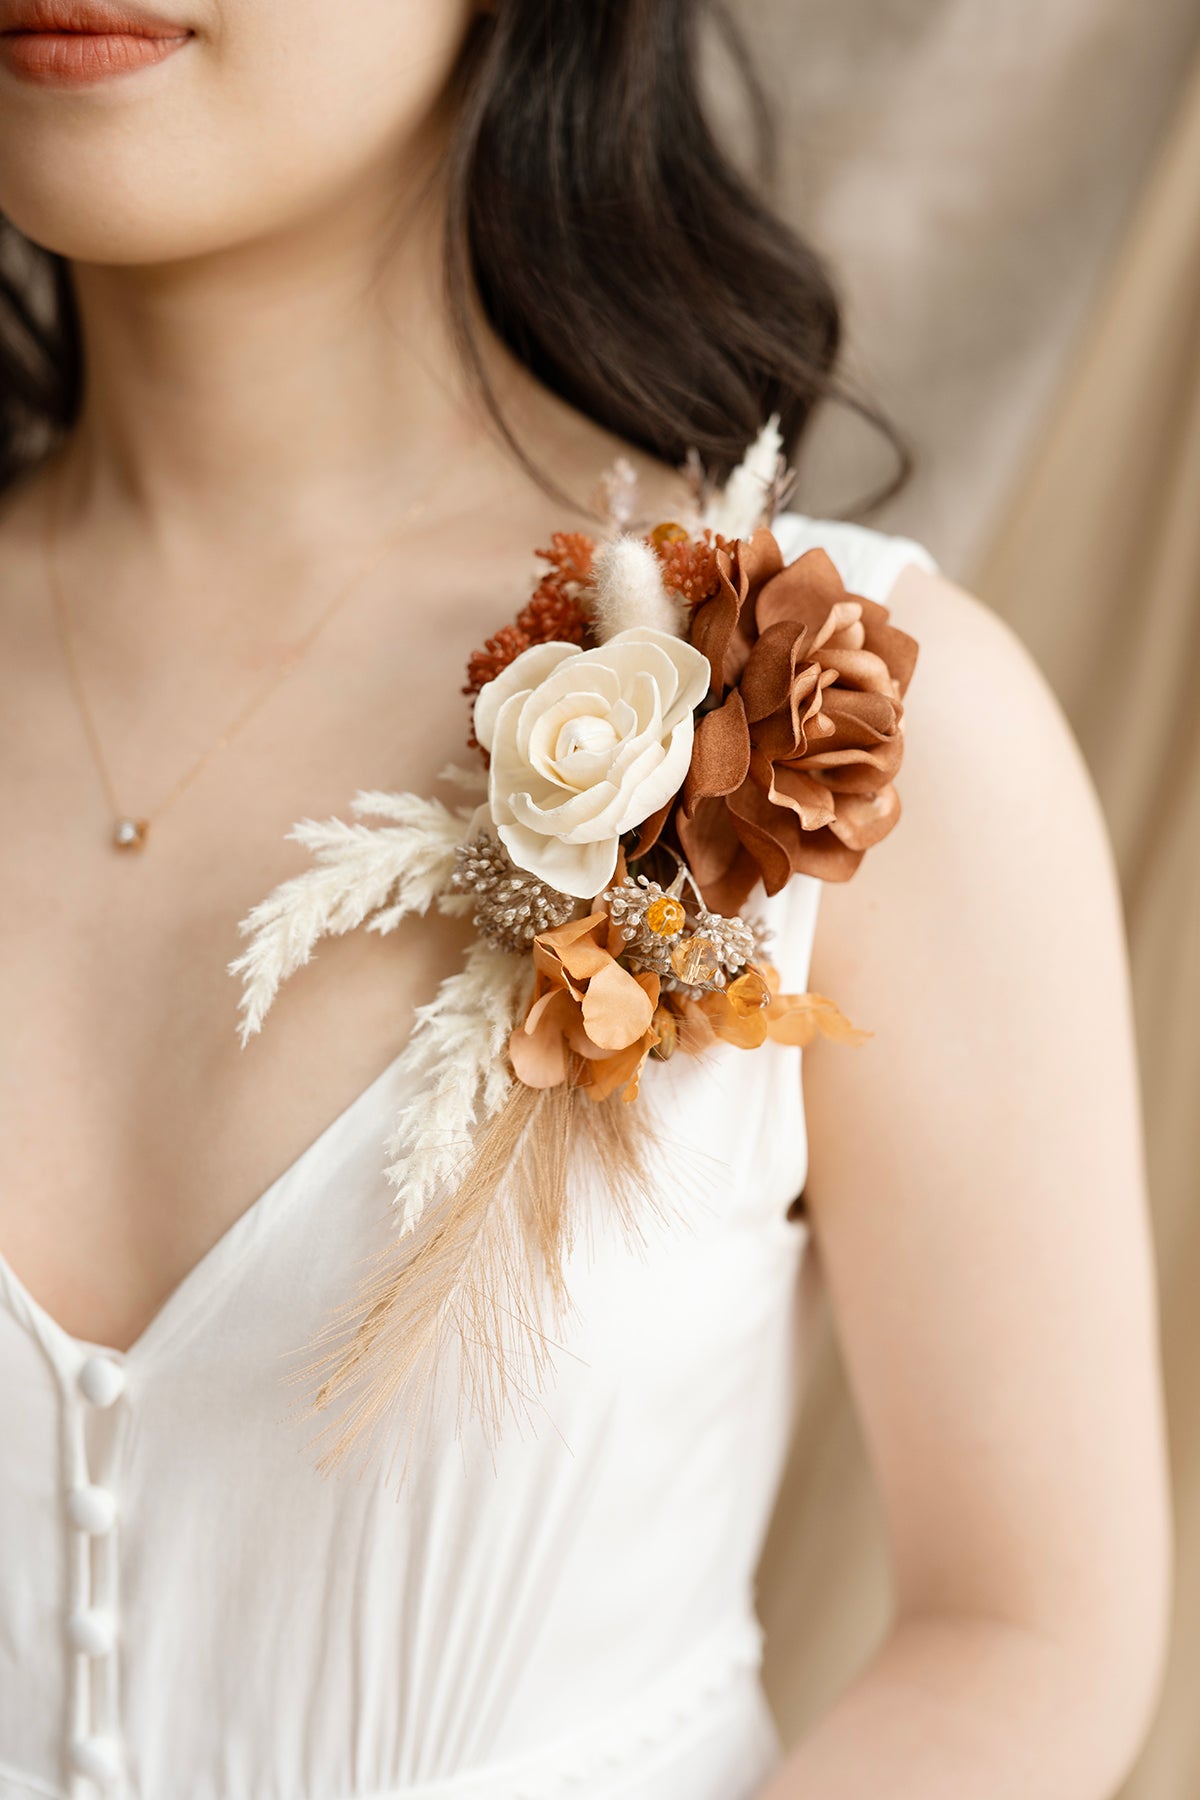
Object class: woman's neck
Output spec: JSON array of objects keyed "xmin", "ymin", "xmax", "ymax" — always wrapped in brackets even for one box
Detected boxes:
[{"xmin": 61, "ymin": 169, "xmax": 518, "ymax": 565}]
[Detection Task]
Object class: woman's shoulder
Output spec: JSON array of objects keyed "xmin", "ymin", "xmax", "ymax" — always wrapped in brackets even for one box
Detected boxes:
[{"xmin": 804, "ymin": 525, "xmax": 1115, "ymax": 1020}]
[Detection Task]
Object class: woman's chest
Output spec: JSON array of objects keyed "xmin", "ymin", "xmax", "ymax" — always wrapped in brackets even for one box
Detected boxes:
[{"xmin": 0, "ymin": 673, "xmax": 481, "ymax": 1353}]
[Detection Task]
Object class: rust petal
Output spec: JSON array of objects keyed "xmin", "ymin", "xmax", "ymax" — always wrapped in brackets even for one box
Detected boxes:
[
  {"xmin": 682, "ymin": 689, "xmax": 752, "ymax": 816},
  {"xmin": 753, "ymin": 546, "xmax": 845, "ymax": 634},
  {"xmin": 827, "ymin": 786, "xmax": 902, "ymax": 850}
]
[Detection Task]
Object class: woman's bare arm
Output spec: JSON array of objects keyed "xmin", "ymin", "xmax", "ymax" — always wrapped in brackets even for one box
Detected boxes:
[{"xmin": 762, "ymin": 566, "xmax": 1172, "ymax": 1799}]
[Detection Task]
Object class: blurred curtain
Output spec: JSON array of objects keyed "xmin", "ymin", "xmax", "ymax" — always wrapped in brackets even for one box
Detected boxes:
[
  {"xmin": 731, "ymin": 0, "xmax": 1200, "ymax": 568},
  {"xmin": 748, "ymin": 10, "xmax": 1200, "ymax": 1798}
]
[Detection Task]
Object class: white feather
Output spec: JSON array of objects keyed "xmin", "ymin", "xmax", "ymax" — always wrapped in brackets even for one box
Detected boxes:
[
  {"xmin": 588, "ymin": 534, "xmax": 682, "ymax": 641},
  {"xmin": 594, "ymin": 455, "xmax": 640, "ymax": 529},
  {"xmin": 384, "ymin": 940, "xmax": 533, "ymax": 1235},
  {"xmin": 703, "ymin": 413, "xmax": 784, "ymax": 539},
  {"xmin": 434, "ymin": 762, "xmax": 489, "ymax": 795},
  {"xmin": 229, "ymin": 793, "xmax": 470, "ymax": 1044}
]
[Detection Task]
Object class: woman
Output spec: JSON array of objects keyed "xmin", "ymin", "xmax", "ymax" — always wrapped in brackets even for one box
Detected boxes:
[{"xmin": 0, "ymin": 2, "xmax": 1170, "ymax": 1797}]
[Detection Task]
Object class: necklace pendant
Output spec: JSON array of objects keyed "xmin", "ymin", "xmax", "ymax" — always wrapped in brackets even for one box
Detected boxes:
[{"xmin": 113, "ymin": 817, "xmax": 149, "ymax": 852}]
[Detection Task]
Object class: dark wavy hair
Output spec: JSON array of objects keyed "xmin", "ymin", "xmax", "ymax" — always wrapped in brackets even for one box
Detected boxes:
[{"xmin": 0, "ymin": 0, "xmax": 904, "ymax": 502}]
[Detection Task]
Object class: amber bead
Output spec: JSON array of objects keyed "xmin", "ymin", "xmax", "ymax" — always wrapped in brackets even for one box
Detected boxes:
[
  {"xmin": 727, "ymin": 968, "xmax": 771, "ymax": 1017},
  {"xmin": 644, "ymin": 895, "xmax": 686, "ymax": 937},
  {"xmin": 670, "ymin": 935, "xmax": 720, "ymax": 986}
]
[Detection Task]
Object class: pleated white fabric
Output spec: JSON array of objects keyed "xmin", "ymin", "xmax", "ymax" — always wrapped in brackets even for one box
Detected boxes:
[{"xmin": 0, "ymin": 516, "xmax": 935, "ymax": 1800}]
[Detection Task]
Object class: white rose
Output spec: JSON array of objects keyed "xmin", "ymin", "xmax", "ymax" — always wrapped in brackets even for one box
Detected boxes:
[{"xmin": 473, "ymin": 627, "xmax": 711, "ymax": 899}]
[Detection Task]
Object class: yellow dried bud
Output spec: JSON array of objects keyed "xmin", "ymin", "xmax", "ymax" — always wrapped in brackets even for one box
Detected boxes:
[{"xmin": 649, "ymin": 1007, "xmax": 678, "ymax": 1061}]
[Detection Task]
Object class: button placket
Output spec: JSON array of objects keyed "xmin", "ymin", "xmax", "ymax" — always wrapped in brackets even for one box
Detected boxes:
[{"xmin": 64, "ymin": 1351, "xmax": 127, "ymax": 1798}]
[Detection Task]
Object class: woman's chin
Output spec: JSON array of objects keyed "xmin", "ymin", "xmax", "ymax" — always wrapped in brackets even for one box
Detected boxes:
[{"xmin": 0, "ymin": 185, "xmax": 233, "ymax": 265}]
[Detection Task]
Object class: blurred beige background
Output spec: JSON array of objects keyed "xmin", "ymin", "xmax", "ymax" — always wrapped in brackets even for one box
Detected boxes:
[{"xmin": 739, "ymin": 6, "xmax": 1200, "ymax": 1796}]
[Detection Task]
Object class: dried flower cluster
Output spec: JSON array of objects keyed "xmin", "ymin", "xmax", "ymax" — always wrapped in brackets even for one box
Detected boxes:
[
  {"xmin": 602, "ymin": 873, "xmax": 757, "ymax": 993},
  {"xmin": 641, "ymin": 531, "xmax": 919, "ymax": 913},
  {"xmin": 652, "ymin": 525, "xmax": 727, "ymax": 611},
  {"xmin": 463, "ymin": 533, "xmax": 595, "ymax": 702},
  {"xmin": 232, "ymin": 418, "xmax": 907, "ymax": 1485},
  {"xmin": 449, "ymin": 832, "xmax": 577, "ymax": 953}
]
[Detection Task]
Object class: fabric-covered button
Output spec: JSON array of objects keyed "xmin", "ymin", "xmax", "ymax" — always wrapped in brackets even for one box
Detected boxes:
[
  {"xmin": 69, "ymin": 1734, "xmax": 121, "ymax": 1784},
  {"xmin": 67, "ymin": 1483, "xmax": 117, "ymax": 1535},
  {"xmin": 67, "ymin": 1606, "xmax": 117, "ymax": 1657},
  {"xmin": 78, "ymin": 1353, "xmax": 126, "ymax": 1408}
]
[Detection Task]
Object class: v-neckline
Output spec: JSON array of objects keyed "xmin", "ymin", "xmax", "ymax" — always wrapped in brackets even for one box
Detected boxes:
[{"xmin": 0, "ymin": 1041, "xmax": 414, "ymax": 1374}]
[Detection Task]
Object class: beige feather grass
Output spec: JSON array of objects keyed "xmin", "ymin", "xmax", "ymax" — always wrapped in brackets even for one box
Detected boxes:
[
  {"xmin": 285, "ymin": 1071, "xmax": 671, "ymax": 1492},
  {"xmin": 230, "ymin": 791, "xmax": 472, "ymax": 1044},
  {"xmin": 702, "ymin": 412, "xmax": 785, "ymax": 539},
  {"xmin": 384, "ymin": 940, "xmax": 532, "ymax": 1236}
]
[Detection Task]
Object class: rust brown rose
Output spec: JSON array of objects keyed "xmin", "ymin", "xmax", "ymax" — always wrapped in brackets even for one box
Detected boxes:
[{"xmin": 648, "ymin": 530, "xmax": 918, "ymax": 914}]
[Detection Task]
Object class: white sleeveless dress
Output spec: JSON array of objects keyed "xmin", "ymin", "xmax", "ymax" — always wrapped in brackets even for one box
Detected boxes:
[{"xmin": 0, "ymin": 517, "xmax": 936, "ymax": 1800}]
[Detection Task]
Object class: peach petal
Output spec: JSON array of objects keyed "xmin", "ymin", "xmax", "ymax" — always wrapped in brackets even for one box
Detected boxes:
[
  {"xmin": 536, "ymin": 912, "xmax": 610, "ymax": 955},
  {"xmin": 580, "ymin": 956, "xmax": 656, "ymax": 1050},
  {"xmin": 697, "ymin": 988, "xmax": 769, "ymax": 1049},
  {"xmin": 765, "ymin": 991, "xmax": 872, "ymax": 1047},
  {"xmin": 509, "ymin": 989, "xmax": 577, "ymax": 1087},
  {"xmin": 584, "ymin": 1035, "xmax": 654, "ymax": 1103}
]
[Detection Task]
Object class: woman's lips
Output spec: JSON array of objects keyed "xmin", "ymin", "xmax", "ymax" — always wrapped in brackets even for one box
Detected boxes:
[{"xmin": 0, "ymin": 1, "xmax": 191, "ymax": 84}]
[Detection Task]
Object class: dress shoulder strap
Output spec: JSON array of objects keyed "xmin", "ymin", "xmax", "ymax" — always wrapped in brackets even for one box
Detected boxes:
[{"xmin": 770, "ymin": 510, "xmax": 938, "ymax": 605}]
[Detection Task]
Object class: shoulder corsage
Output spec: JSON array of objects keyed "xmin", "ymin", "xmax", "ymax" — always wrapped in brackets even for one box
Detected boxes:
[{"xmin": 231, "ymin": 418, "xmax": 919, "ymax": 1483}]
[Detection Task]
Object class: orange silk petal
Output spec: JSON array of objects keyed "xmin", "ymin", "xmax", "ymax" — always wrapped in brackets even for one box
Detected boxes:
[
  {"xmin": 697, "ymin": 988, "xmax": 769, "ymax": 1049},
  {"xmin": 765, "ymin": 990, "xmax": 872, "ymax": 1048},
  {"xmin": 532, "ymin": 912, "xmax": 613, "ymax": 985},
  {"xmin": 509, "ymin": 988, "xmax": 576, "ymax": 1087},
  {"xmin": 581, "ymin": 960, "xmax": 658, "ymax": 1051},
  {"xmin": 585, "ymin": 1032, "xmax": 657, "ymax": 1103}
]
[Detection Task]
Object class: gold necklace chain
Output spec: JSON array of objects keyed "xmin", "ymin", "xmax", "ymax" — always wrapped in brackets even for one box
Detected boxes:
[{"xmin": 45, "ymin": 453, "xmax": 454, "ymax": 852}]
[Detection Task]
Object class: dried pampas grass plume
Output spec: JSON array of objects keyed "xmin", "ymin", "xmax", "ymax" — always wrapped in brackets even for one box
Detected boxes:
[
  {"xmin": 288, "ymin": 1071, "xmax": 671, "ymax": 1491},
  {"xmin": 588, "ymin": 534, "xmax": 682, "ymax": 641},
  {"xmin": 593, "ymin": 455, "xmax": 640, "ymax": 530},
  {"xmin": 229, "ymin": 792, "xmax": 472, "ymax": 1043},
  {"xmin": 384, "ymin": 939, "xmax": 533, "ymax": 1236},
  {"xmin": 702, "ymin": 412, "xmax": 786, "ymax": 540}
]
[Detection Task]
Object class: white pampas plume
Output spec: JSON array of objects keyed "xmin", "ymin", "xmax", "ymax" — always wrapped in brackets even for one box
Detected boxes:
[
  {"xmin": 703, "ymin": 412, "xmax": 785, "ymax": 539},
  {"xmin": 593, "ymin": 455, "xmax": 640, "ymax": 529},
  {"xmin": 588, "ymin": 533, "xmax": 682, "ymax": 641},
  {"xmin": 435, "ymin": 761, "xmax": 488, "ymax": 796},
  {"xmin": 383, "ymin": 939, "xmax": 532, "ymax": 1235},
  {"xmin": 229, "ymin": 792, "xmax": 470, "ymax": 1044}
]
